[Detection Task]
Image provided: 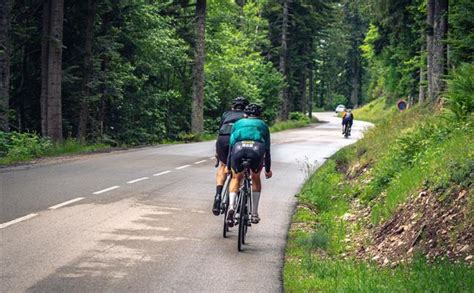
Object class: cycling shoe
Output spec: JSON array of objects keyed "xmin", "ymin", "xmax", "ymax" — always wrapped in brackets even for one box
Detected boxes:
[
  {"xmin": 227, "ymin": 209, "xmax": 235, "ymax": 227},
  {"xmin": 212, "ymin": 194, "xmax": 221, "ymax": 216}
]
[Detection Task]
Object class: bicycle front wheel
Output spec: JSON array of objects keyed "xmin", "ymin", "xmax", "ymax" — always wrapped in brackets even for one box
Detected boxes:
[{"xmin": 222, "ymin": 193, "xmax": 229, "ymax": 238}]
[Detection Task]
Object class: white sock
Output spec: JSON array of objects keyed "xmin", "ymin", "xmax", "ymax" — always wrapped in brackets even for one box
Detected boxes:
[
  {"xmin": 229, "ymin": 192, "xmax": 237, "ymax": 210},
  {"xmin": 252, "ymin": 191, "xmax": 260, "ymax": 216}
]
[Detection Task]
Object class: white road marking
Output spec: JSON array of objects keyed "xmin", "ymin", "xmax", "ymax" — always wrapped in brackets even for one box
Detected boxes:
[
  {"xmin": 153, "ymin": 170, "xmax": 171, "ymax": 176},
  {"xmin": 176, "ymin": 165, "xmax": 190, "ymax": 170},
  {"xmin": 0, "ymin": 213, "xmax": 38, "ymax": 229},
  {"xmin": 194, "ymin": 160, "xmax": 207, "ymax": 164},
  {"xmin": 209, "ymin": 156, "xmax": 216, "ymax": 160},
  {"xmin": 93, "ymin": 186, "xmax": 120, "ymax": 195},
  {"xmin": 48, "ymin": 197, "xmax": 84, "ymax": 210},
  {"xmin": 127, "ymin": 177, "xmax": 149, "ymax": 184}
]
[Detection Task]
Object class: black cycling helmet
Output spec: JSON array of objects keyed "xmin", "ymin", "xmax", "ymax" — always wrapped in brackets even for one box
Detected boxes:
[
  {"xmin": 232, "ymin": 96, "xmax": 249, "ymax": 110},
  {"xmin": 244, "ymin": 103, "xmax": 263, "ymax": 117}
]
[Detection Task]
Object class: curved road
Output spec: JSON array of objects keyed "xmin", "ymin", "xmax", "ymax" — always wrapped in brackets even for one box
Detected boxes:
[{"xmin": 1, "ymin": 113, "xmax": 372, "ymax": 292}]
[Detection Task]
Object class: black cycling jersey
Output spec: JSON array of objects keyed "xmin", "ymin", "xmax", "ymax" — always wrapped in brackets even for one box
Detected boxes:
[{"xmin": 218, "ymin": 110, "xmax": 246, "ymax": 135}]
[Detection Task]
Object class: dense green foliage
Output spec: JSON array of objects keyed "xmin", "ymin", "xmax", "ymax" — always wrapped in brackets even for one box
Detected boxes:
[
  {"xmin": 6, "ymin": 0, "xmax": 286, "ymax": 146},
  {"xmin": 359, "ymin": 0, "xmax": 474, "ymax": 104},
  {"xmin": 284, "ymin": 73, "xmax": 474, "ymax": 290},
  {"xmin": 2, "ymin": 0, "xmax": 473, "ymax": 155},
  {"xmin": 6, "ymin": 0, "xmax": 344, "ymax": 146}
]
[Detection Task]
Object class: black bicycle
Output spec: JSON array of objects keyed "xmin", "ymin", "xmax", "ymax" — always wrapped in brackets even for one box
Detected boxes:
[
  {"xmin": 343, "ymin": 123, "xmax": 351, "ymax": 138},
  {"xmin": 234, "ymin": 159, "xmax": 253, "ymax": 251}
]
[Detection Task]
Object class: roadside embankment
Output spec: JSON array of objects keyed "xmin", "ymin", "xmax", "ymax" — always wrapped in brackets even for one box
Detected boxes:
[{"xmin": 284, "ymin": 103, "xmax": 473, "ymax": 291}]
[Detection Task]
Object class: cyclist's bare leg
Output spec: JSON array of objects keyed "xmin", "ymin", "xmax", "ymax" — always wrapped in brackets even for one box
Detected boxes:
[
  {"xmin": 251, "ymin": 171, "xmax": 262, "ymax": 192},
  {"xmin": 216, "ymin": 163, "xmax": 227, "ymax": 185},
  {"xmin": 212, "ymin": 162, "xmax": 227, "ymax": 215},
  {"xmin": 229, "ymin": 171, "xmax": 244, "ymax": 208},
  {"xmin": 251, "ymin": 170, "xmax": 263, "ymax": 222},
  {"xmin": 226, "ymin": 171, "xmax": 243, "ymax": 226}
]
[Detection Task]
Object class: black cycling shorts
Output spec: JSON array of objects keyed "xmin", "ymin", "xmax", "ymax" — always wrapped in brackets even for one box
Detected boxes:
[
  {"xmin": 342, "ymin": 117, "xmax": 353, "ymax": 126},
  {"xmin": 216, "ymin": 134, "xmax": 230, "ymax": 164},
  {"xmin": 230, "ymin": 141, "xmax": 265, "ymax": 173}
]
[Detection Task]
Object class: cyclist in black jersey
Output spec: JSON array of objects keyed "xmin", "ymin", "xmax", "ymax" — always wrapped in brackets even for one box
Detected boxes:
[{"xmin": 212, "ymin": 96, "xmax": 249, "ymax": 216}]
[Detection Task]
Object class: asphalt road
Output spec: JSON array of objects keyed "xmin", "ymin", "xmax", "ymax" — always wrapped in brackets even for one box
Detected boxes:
[{"xmin": 0, "ymin": 112, "xmax": 372, "ymax": 292}]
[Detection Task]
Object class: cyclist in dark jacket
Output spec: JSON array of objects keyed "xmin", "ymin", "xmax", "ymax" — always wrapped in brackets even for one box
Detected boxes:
[
  {"xmin": 342, "ymin": 109, "xmax": 354, "ymax": 135},
  {"xmin": 212, "ymin": 96, "xmax": 249, "ymax": 216}
]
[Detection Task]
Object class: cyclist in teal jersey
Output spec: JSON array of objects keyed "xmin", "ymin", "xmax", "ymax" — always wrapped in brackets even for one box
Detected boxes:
[{"xmin": 226, "ymin": 104, "xmax": 272, "ymax": 226}]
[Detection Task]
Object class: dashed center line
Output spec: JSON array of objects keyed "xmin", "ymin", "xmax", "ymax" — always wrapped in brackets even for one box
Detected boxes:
[
  {"xmin": 0, "ymin": 213, "xmax": 38, "ymax": 229},
  {"xmin": 153, "ymin": 170, "xmax": 171, "ymax": 176},
  {"xmin": 93, "ymin": 185, "xmax": 120, "ymax": 195},
  {"xmin": 48, "ymin": 197, "xmax": 84, "ymax": 210},
  {"xmin": 3, "ymin": 159, "xmax": 214, "ymax": 229},
  {"xmin": 176, "ymin": 165, "xmax": 190, "ymax": 170},
  {"xmin": 127, "ymin": 177, "xmax": 149, "ymax": 184}
]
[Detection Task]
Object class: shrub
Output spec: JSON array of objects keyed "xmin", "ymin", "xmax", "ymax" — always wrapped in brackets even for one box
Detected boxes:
[
  {"xmin": 0, "ymin": 131, "xmax": 52, "ymax": 162},
  {"xmin": 444, "ymin": 63, "xmax": 474, "ymax": 121},
  {"xmin": 177, "ymin": 132, "xmax": 202, "ymax": 143},
  {"xmin": 289, "ymin": 111, "xmax": 310, "ymax": 123}
]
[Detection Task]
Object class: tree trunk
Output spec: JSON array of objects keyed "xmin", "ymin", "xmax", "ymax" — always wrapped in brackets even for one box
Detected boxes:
[
  {"xmin": 191, "ymin": 0, "xmax": 206, "ymax": 134},
  {"xmin": 430, "ymin": 0, "xmax": 448, "ymax": 102},
  {"xmin": 426, "ymin": 0, "xmax": 434, "ymax": 102},
  {"xmin": 41, "ymin": 0, "xmax": 64, "ymax": 142},
  {"xmin": 41, "ymin": 0, "xmax": 51, "ymax": 137},
  {"xmin": 78, "ymin": 0, "xmax": 97, "ymax": 142},
  {"xmin": 319, "ymin": 80, "xmax": 324, "ymax": 108},
  {"xmin": 0, "ymin": 0, "xmax": 12, "ymax": 131},
  {"xmin": 419, "ymin": 44, "xmax": 426, "ymax": 103},
  {"xmin": 278, "ymin": 0, "xmax": 289, "ymax": 120},
  {"xmin": 308, "ymin": 66, "xmax": 314, "ymax": 119},
  {"xmin": 300, "ymin": 69, "xmax": 307, "ymax": 114},
  {"xmin": 350, "ymin": 54, "xmax": 361, "ymax": 108}
]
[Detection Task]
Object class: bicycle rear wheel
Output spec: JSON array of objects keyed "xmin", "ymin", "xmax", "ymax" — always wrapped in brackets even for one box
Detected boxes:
[
  {"xmin": 237, "ymin": 191, "xmax": 247, "ymax": 251},
  {"xmin": 344, "ymin": 124, "xmax": 349, "ymax": 138}
]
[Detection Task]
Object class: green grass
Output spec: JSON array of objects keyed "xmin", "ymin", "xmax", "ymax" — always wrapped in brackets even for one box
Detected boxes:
[
  {"xmin": 284, "ymin": 254, "xmax": 474, "ymax": 292},
  {"xmin": 270, "ymin": 116, "xmax": 318, "ymax": 132},
  {"xmin": 284, "ymin": 104, "xmax": 474, "ymax": 291},
  {"xmin": 353, "ymin": 97, "xmax": 397, "ymax": 123}
]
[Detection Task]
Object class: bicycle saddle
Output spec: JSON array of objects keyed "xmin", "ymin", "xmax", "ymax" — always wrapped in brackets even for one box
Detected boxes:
[{"xmin": 241, "ymin": 159, "xmax": 253, "ymax": 168}]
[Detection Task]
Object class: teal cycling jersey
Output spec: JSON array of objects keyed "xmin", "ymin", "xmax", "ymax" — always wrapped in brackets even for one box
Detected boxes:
[{"xmin": 229, "ymin": 118, "xmax": 270, "ymax": 150}]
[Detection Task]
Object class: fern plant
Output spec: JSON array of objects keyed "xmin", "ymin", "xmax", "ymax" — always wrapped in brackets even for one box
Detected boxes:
[{"xmin": 444, "ymin": 63, "xmax": 474, "ymax": 121}]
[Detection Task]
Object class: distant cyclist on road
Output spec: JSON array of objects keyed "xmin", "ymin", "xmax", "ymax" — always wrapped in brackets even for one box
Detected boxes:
[
  {"xmin": 342, "ymin": 109, "xmax": 354, "ymax": 135},
  {"xmin": 212, "ymin": 97, "xmax": 249, "ymax": 216},
  {"xmin": 226, "ymin": 103, "xmax": 272, "ymax": 226}
]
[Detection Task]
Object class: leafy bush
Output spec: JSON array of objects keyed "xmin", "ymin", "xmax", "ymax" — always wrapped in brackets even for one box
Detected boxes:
[
  {"xmin": 177, "ymin": 132, "xmax": 202, "ymax": 143},
  {"xmin": 0, "ymin": 131, "xmax": 110, "ymax": 164},
  {"xmin": 0, "ymin": 131, "xmax": 52, "ymax": 162},
  {"xmin": 444, "ymin": 63, "xmax": 474, "ymax": 121},
  {"xmin": 289, "ymin": 111, "xmax": 310, "ymax": 123}
]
